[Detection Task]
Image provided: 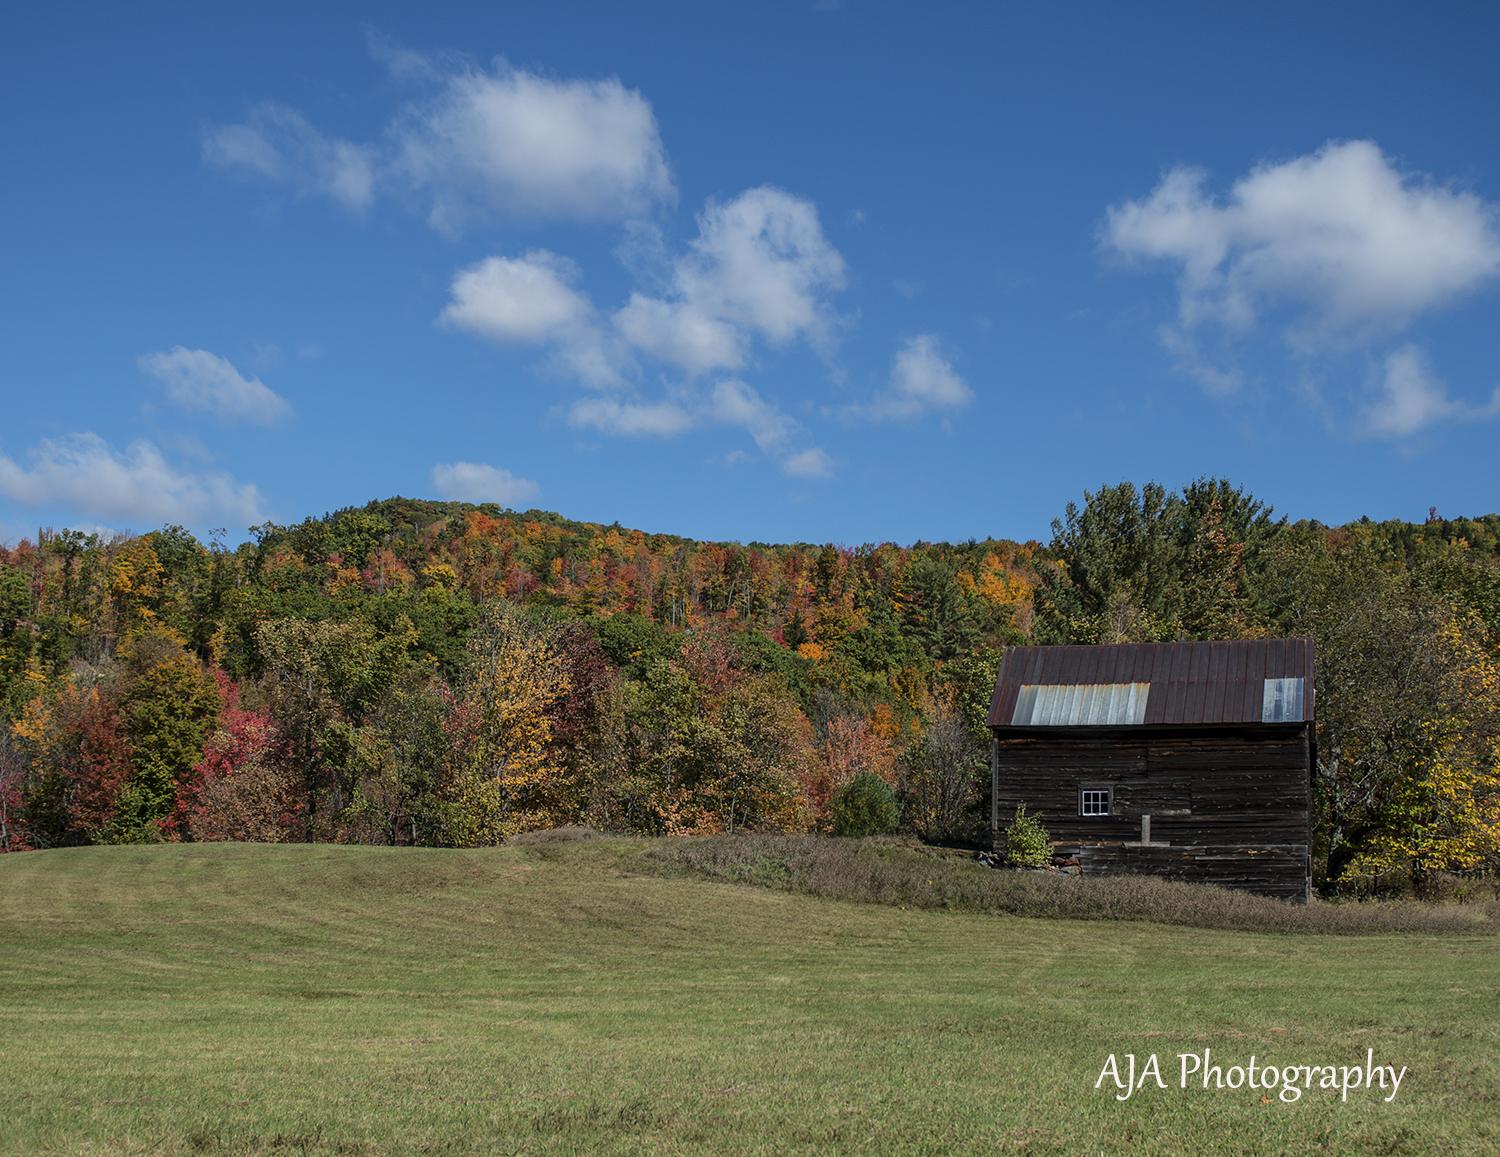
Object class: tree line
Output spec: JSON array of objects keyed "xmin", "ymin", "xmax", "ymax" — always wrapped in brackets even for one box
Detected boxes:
[{"xmin": 2, "ymin": 482, "xmax": 1497, "ymax": 888}]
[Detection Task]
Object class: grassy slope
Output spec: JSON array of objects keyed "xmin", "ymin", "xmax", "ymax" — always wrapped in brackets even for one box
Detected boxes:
[{"xmin": 0, "ymin": 841, "xmax": 1495, "ymax": 1157}]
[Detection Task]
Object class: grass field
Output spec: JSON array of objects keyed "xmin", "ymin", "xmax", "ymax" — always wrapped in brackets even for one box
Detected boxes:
[{"xmin": 1, "ymin": 839, "xmax": 1496, "ymax": 1156}]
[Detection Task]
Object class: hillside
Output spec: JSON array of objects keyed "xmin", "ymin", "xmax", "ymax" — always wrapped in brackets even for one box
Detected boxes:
[{"xmin": 2, "ymin": 479, "xmax": 1499, "ymax": 889}]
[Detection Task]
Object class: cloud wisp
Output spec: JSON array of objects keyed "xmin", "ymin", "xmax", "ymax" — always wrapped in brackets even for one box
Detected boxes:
[
  {"xmin": 206, "ymin": 55, "xmax": 673, "ymax": 230},
  {"xmin": 840, "ymin": 334, "xmax": 973, "ymax": 423},
  {"xmin": 203, "ymin": 104, "xmax": 377, "ymax": 212},
  {"xmin": 429, "ymin": 461, "xmax": 541, "ymax": 505},
  {"xmin": 139, "ymin": 347, "xmax": 294, "ymax": 426},
  {"xmin": 1359, "ymin": 346, "xmax": 1500, "ymax": 441},
  {"xmin": 442, "ymin": 187, "xmax": 845, "ymax": 475},
  {"xmin": 1105, "ymin": 139, "xmax": 1500, "ymax": 440},
  {"xmin": 567, "ymin": 379, "xmax": 820, "ymax": 477},
  {"xmin": 0, "ymin": 433, "xmax": 265, "ymax": 528}
]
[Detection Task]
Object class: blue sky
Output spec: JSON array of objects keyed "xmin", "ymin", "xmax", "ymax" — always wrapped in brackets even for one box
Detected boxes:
[{"xmin": 3, "ymin": 2, "xmax": 1498, "ymax": 547}]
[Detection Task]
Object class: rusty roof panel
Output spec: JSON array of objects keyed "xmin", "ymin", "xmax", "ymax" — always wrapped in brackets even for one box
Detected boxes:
[
  {"xmin": 1226, "ymin": 642, "xmax": 1248, "ymax": 724},
  {"xmin": 1143, "ymin": 670, "xmax": 1167, "ymax": 724},
  {"xmin": 1243, "ymin": 640, "xmax": 1267, "ymax": 719},
  {"xmin": 1166, "ymin": 654, "xmax": 1189, "ymax": 722},
  {"xmin": 1204, "ymin": 642, "xmax": 1227, "ymax": 723},
  {"xmin": 1079, "ymin": 646, "xmax": 1101, "ymax": 686},
  {"xmin": 988, "ymin": 639, "xmax": 1316, "ymax": 727},
  {"xmin": 1185, "ymin": 644, "xmax": 1210, "ymax": 723}
]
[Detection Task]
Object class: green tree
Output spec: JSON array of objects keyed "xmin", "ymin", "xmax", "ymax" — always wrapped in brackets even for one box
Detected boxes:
[
  {"xmin": 1038, "ymin": 478, "xmax": 1283, "ymax": 644},
  {"xmin": 0, "ymin": 567, "xmax": 37, "ymax": 721},
  {"xmin": 830, "ymin": 772, "xmax": 900, "ymax": 837},
  {"xmin": 584, "ymin": 612, "xmax": 679, "ymax": 681},
  {"xmin": 1176, "ymin": 497, "xmax": 1261, "ymax": 639},
  {"xmin": 344, "ymin": 678, "xmax": 450, "ymax": 846},
  {"xmin": 936, "ymin": 644, "xmax": 1006, "ymax": 738},
  {"xmin": 1002, "ymin": 805, "xmax": 1051, "ymax": 868},
  {"xmin": 1266, "ymin": 528, "xmax": 1500, "ymax": 884},
  {"xmin": 1035, "ymin": 481, "xmax": 1180, "ymax": 644},
  {"xmin": 113, "ymin": 631, "xmax": 222, "ymax": 841},
  {"xmin": 256, "ymin": 614, "xmax": 417, "ymax": 836},
  {"xmin": 709, "ymin": 675, "xmax": 814, "ymax": 833},
  {"xmin": 894, "ymin": 552, "xmax": 983, "ymax": 661}
]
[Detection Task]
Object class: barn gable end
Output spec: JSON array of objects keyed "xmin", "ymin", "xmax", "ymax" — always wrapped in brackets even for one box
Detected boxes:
[{"xmin": 989, "ymin": 640, "xmax": 1314, "ymax": 901}]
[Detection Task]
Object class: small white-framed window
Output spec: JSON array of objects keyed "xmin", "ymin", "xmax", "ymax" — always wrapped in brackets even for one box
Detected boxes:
[{"xmin": 1079, "ymin": 786, "xmax": 1113, "ymax": 817}]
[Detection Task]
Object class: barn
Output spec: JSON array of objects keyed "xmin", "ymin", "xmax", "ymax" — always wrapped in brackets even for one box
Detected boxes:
[{"xmin": 987, "ymin": 639, "xmax": 1315, "ymax": 901}]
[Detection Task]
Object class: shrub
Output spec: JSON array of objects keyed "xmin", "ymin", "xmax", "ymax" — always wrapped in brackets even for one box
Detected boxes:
[
  {"xmin": 643, "ymin": 834, "xmax": 1500, "ymax": 936},
  {"xmin": 829, "ymin": 773, "xmax": 900, "ymax": 838},
  {"xmin": 1002, "ymin": 804, "xmax": 1051, "ymax": 868}
]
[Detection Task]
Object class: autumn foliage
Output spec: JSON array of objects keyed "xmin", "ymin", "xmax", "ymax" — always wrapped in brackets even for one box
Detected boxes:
[{"xmin": 2, "ymin": 482, "xmax": 1499, "ymax": 889}]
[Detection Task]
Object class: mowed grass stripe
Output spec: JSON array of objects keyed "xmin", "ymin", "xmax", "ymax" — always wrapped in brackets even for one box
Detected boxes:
[{"xmin": 0, "ymin": 842, "xmax": 1495, "ymax": 1156}]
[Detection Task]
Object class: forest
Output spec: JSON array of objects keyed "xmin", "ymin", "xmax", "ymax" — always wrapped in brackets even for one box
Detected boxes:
[{"xmin": 2, "ymin": 478, "xmax": 1498, "ymax": 890}]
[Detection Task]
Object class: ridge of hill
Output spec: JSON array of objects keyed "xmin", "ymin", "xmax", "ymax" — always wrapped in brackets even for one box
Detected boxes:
[{"xmin": 3, "ymin": 478, "xmax": 1499, "ymax": 885}]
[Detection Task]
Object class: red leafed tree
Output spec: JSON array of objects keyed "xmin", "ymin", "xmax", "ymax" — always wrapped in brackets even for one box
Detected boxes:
[
  {"xmin": 169, "ymin": 672, "xmax": 294, "ymax": 842},
  {"xmin": 806, "ymin": 714, "xmax": 898, "ymax": 832},
  {"xmin": 678, "ymin": 623, "xmax": 738, "ymax": 698},
  {"xmin": 0, "ymin": 727, "xmax": 32, "ymax": 851},
  {"xmin": 550, "ymin": 623, "xmax": 618, "ymax": 747},
  {"xmin": 16, "ymin": 685, "xmax": 135, "ymax": 845}
]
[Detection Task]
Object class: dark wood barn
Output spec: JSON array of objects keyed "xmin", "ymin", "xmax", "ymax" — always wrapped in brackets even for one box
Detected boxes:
[{"xmin": 987, "ymin": 639, "xmax": 1315, "ymax": 901}]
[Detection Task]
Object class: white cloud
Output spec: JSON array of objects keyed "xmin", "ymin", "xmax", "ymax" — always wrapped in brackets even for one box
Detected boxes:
[
  {"xmin": 429, "ymin": 461, "xmax": 541, "ymax": 505},
  {"xmin": 424, "ymin": 178, "xmax": 846, "ymax": 470},
  {"xmin": 393, "ymin": 62, "xmax": 674, "ymax": 230},
  {"xmin": 443, "ymin": 187, "xmax": 848, "ymax": 389},
  {"xmin": 843, "ymin": 335, "xmax": 973, "ymax": 421},
  {"xmin": 1105, "ymin": 140, "xmax": 1500, "ymax": 350},
  {"xmin": 203, "ymin": 103, "xmax": 376, "ymax": 211},
  {"xmin": 706, "ymin": 379, "xmax": 797, "ymax": 452},
  {"xmin": 206, "ymin": 58, "xmax": 673, "ymax": 231},
  {"xmin": 0, "ymin": 434, "xmax": 265, "ymax": 527},
  {"xmin": 138, "ymin": 347, "xmax": 294, "ymax": 426},
  {"xmin": 441, "ymin": 251, "xmax": 589, "ymax": 342},
  {"xmin": 781, "ymin": 447, "xmax": 835, "ymax": 478},
  {"xmin": 1359, "ymin": 346, "xmax": 1500, "ymax": 440},
  {"xmin": 568, "ymin": 396, "xmax": 696, "ymax": 439},
  {"xmin": 636, "ymin": 186, "xmax": 848, "ymax": 368},
  {"xmin": 567, "ymin": 379, "xmax": 833, "ymax": 477},
  {"xmin": 612, "ymin": 292, "xmax": 741, "ymax": 377},
  {"xmin": 440, "ymin": 250, "xmax": 621, "ymax": 387}
]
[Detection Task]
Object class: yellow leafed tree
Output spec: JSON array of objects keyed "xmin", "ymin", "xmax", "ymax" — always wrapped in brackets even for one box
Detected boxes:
[
  {"xmin": 1345, "ymin": 617, "xmax": 1500, "ymax": 882},
  {"xmin": 450, "ymin": 602, "xmax": 571, "ymax": 843}
]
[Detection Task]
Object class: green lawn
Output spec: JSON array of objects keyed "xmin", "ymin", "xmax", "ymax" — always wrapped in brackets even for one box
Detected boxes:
[{"xmin": 0, "ymin": 841, "xmax": 1495, "ymax": 1156}]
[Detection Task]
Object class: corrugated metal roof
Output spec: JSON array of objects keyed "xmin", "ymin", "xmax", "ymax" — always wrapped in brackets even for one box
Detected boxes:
[
  {"xmin": 987, "ymin": 639, "xmax": 1315, "ymax": 727},
  {"xmin": 1012, "ymin": 683, "xmax": 1150, "ymax": 726}
]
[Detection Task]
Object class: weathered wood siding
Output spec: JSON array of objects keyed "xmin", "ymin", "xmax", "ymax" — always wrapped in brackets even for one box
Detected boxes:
[
  {"xmin": 993, "ymin": 723, "xmax": 1311, "ymax": 900},
  {"xmin": 1051, "ymin": 843, "xmax": 1311, "ymax": 902}
]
